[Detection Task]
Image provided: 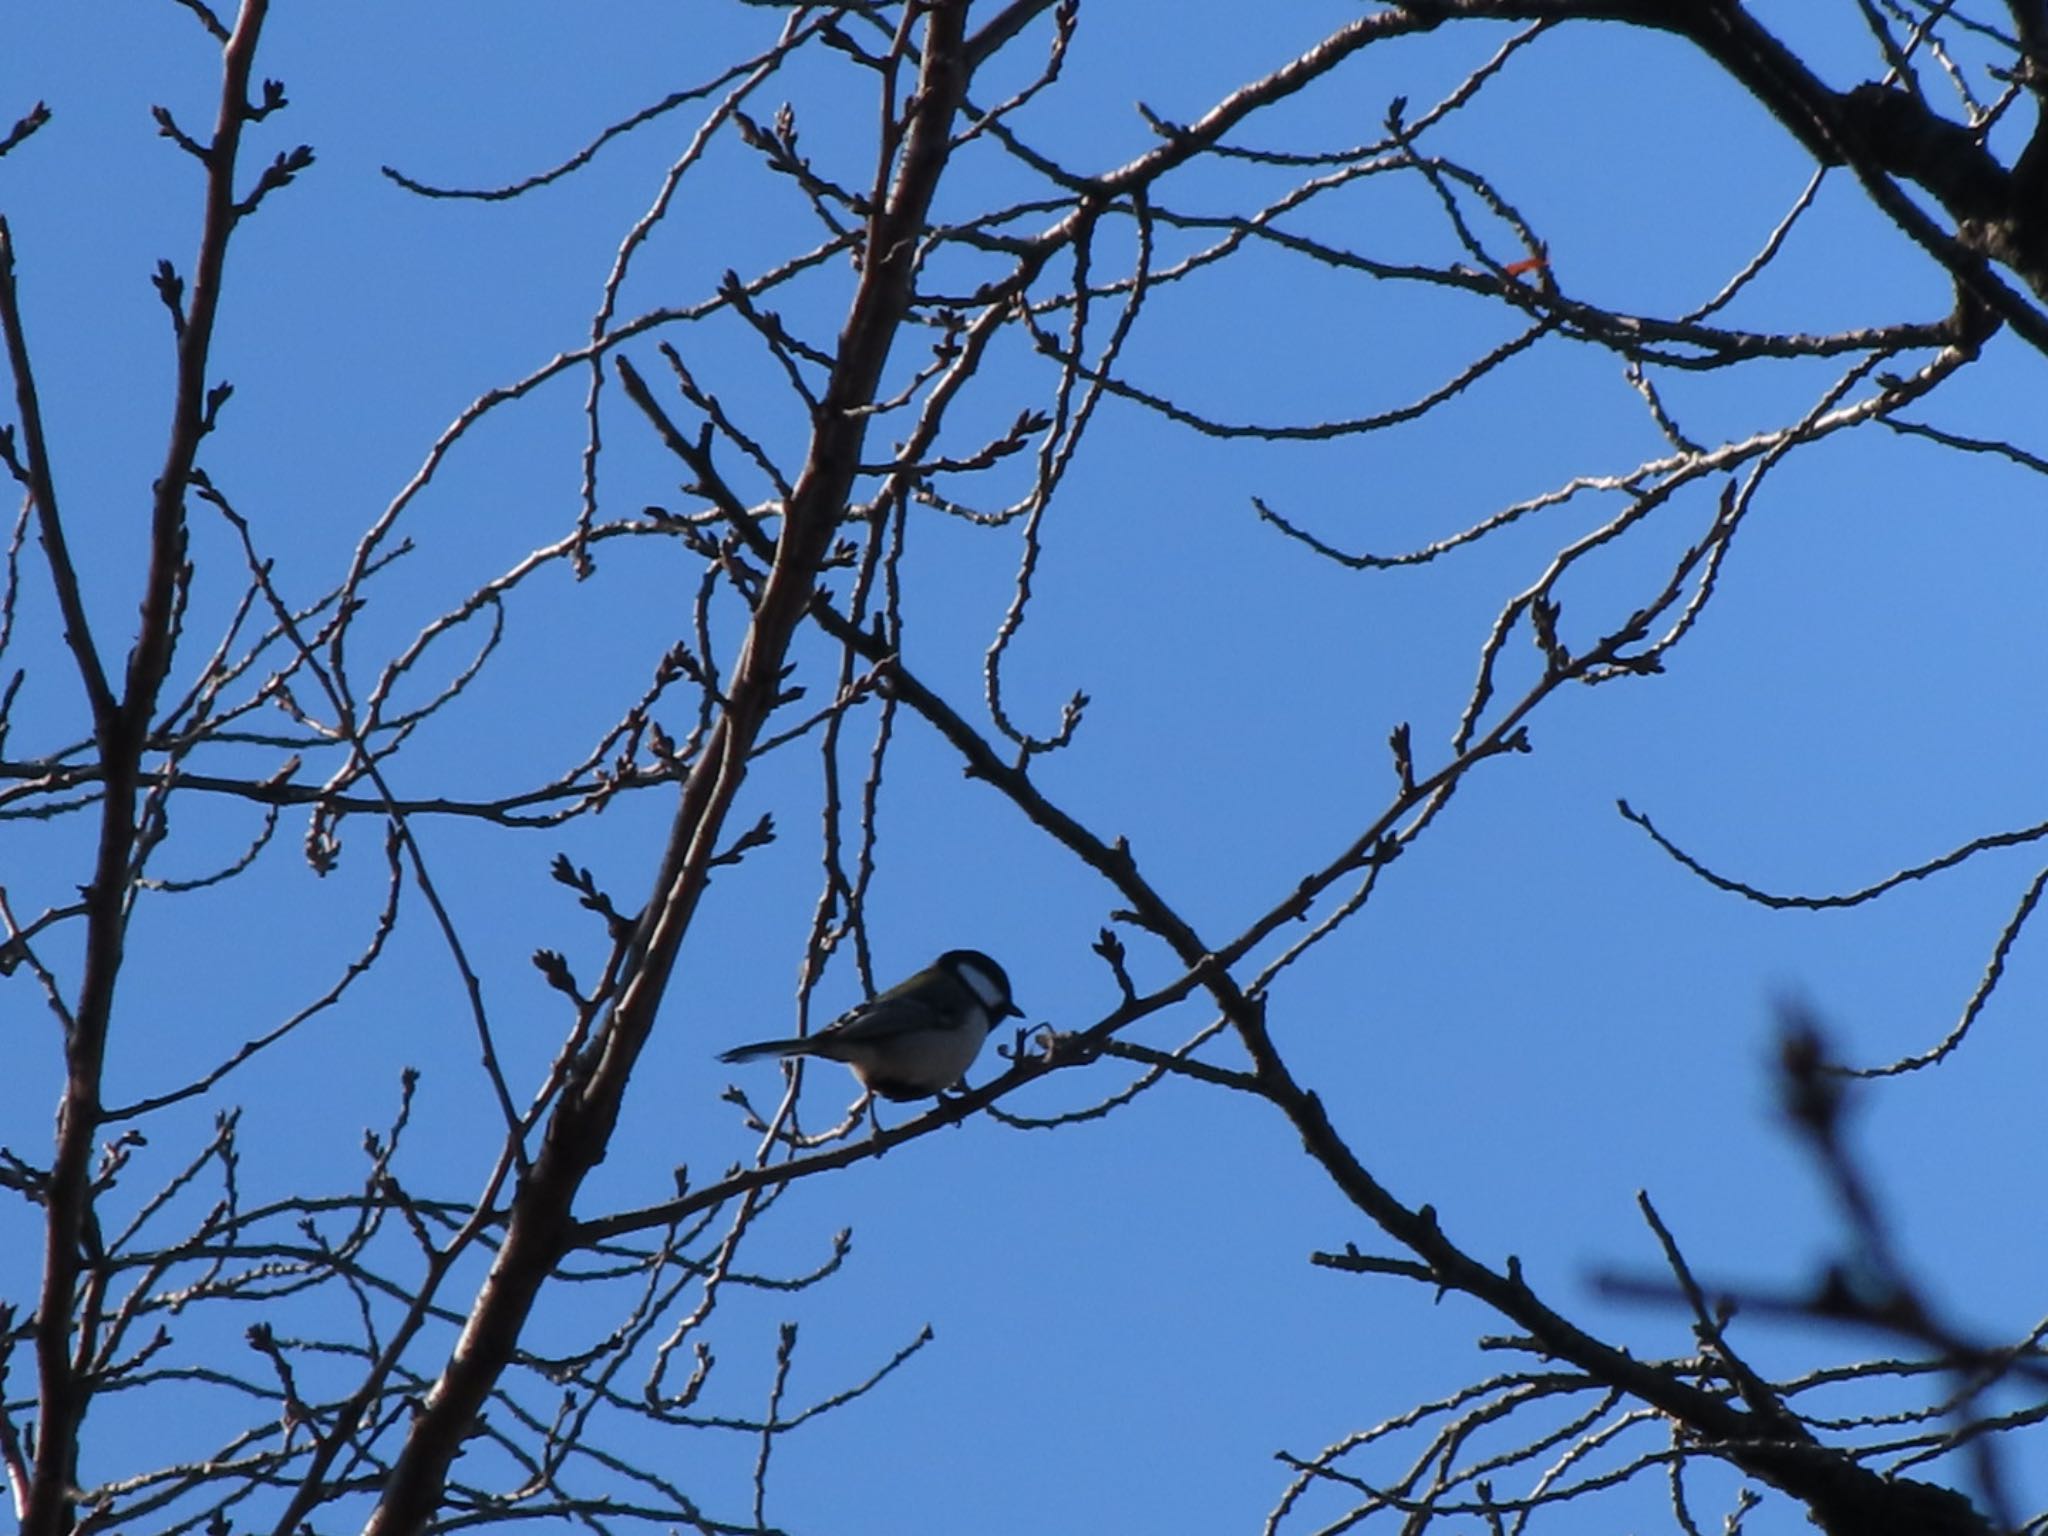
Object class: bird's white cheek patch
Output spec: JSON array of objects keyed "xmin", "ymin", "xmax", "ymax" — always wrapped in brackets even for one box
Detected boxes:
[{"xmin": 957, "ymin": 961, "xmax": 1006, "ymax": 1012}]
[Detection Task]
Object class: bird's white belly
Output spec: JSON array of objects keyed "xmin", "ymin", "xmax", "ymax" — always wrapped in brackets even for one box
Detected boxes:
[{"xmin": 846, "ymin": 1022, "xmax": 987, "ymax": 1098}]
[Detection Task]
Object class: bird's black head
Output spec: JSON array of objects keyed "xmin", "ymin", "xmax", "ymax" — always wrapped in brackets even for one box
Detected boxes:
[{"xmin": 940, "ymin": 948, "xmax": 1023, "ymax": 1019}]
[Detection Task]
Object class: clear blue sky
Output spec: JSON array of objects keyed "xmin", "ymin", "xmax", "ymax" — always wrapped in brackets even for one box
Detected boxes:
[{"xmin": 4, "ymin": 5, "xmax": 2045, "ymax": 1532}]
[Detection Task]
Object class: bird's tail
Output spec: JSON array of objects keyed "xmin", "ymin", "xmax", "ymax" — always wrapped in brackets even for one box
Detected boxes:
[{"xmin": 718, "ymin": 1037, "xmax": 810, "ymax": 1064}]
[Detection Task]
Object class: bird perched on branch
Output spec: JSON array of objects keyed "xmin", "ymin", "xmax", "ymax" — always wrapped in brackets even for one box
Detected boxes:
[{"xmin": 719, "ymin": 949, "xmax": 1022, "ymax": 1101}]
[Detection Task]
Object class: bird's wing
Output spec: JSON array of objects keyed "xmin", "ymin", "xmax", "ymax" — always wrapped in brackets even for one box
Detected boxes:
[{"xmin": 820, "ymin": 990, "xmax": 956, "ymax": 1045}]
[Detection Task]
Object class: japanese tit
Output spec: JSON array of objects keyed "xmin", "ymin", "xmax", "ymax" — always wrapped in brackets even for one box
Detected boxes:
[{"xmin": 719, "ymin": 949, "xmax": 1022, "ymax": 1101}]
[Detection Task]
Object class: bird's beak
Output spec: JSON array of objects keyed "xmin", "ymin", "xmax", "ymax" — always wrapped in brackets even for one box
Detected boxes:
[{"xmin": 1003, "ymin": 1001, "xmax": 1025, "ymax": 1020}]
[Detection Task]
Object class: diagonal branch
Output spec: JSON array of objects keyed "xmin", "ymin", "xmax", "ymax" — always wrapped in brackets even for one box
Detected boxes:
[
  {"xmin": 354, "ymin": 8, "xmax": 979, "ymax": 1535},
  {"xmin": 0, "ymin": 219, "xmax": 112, "ymax": 724}
]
